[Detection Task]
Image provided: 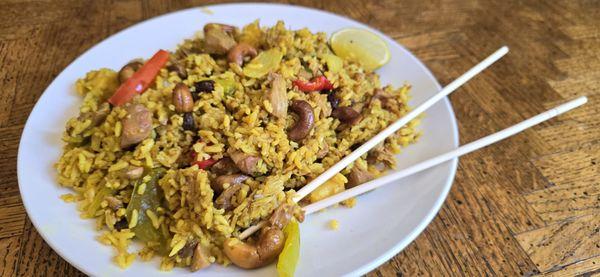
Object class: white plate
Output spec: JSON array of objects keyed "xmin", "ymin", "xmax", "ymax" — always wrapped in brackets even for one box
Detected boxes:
[{"xmin": 18, "ymin": 3, "xmax": 458, "ymax": 276}]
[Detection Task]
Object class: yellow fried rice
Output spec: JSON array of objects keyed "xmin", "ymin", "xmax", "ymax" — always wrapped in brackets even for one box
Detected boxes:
[{"xmin": 55, "ymin": 20, "xmax": 420, "ymax": 271}]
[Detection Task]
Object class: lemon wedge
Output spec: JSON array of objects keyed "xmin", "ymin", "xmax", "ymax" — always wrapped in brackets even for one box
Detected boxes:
[
  {"xmin": 330, "ymin": 28, "xmax": 391, "ymax": 71},
  {"xmin": 277, "ymin": 220, "xmax": 300, "ymax": 277}
]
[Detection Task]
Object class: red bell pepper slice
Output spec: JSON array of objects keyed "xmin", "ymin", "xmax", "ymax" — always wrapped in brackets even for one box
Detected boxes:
[
  {"xmin": 293, "ymin": 76, "xmax": 334, "ymax": 92},
  {"xmin": 190, "ymin": 139, "xmax": 217, "ymax": 170},
  {"xmin": 193, "ymin": 159, "xmax": 217, "ymax": 169},
  {"xmin": 108, "ymin": 49, "xmax": 170, "ymax": 106}
]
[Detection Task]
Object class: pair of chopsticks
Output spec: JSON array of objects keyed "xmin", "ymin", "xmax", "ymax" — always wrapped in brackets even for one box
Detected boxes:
[{"xmin": 240, "ymin": 46, "xmax": 587, "ymax": 239}]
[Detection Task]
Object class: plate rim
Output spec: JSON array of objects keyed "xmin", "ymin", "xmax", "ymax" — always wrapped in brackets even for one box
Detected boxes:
[{"xmin": 17, "ymin": 3, "xmax": 459, "ymax": 276}]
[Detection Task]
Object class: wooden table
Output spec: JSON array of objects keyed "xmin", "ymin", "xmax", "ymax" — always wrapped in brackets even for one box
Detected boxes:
[{"xmin": 2, "ymin": 1, "xmax": 598, "ymax": 276}]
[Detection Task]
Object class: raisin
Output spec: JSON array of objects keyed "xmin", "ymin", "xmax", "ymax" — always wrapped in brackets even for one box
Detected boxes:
[
  {"xmin": 195, "ymin": 80, "xmax": 215, "ymax": 93},
  {"xmin": 114, "ymin": 218, "xmax": 128, "ymax": 231},
  {"xmin": 327, "ymin": 92, "xmax": 340, "ymax": 110},
  {"xmin": 182, "ymin": 112, "xmax": 196, "ymax": 131}
]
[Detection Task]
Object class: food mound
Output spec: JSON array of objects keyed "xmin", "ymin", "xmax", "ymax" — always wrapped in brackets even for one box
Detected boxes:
[{"xmin": 55, "ymin": 21, "xmax": 419, "ymax": 272}]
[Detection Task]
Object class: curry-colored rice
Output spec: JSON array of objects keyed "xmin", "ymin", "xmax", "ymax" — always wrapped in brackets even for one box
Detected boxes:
[{"xmin": 55, "ymin": 20, "xmax": 419, "ymax": 270}]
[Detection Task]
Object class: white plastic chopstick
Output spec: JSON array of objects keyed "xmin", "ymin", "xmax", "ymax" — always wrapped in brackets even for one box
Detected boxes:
[
  {"xmin": 293, "ymin": 46, "xmax": 509, "ymax": 202},
  {"xmin": 239, "ymin": 46, "xmax": 509, "ymax": 240},
  {"xmin": 302, "ymin": 96, "xmax": 588, "ymax": 215}
]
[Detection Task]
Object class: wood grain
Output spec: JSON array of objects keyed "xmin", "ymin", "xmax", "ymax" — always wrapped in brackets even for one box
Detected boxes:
[
  {"xmin": 542, "ymin": 256, "xmax": 600, "ymax": 277},
  {"xmin": 515, "ymin": 214, "xmax": 600, "ymax": 273},
  {"xmin": 0, "ymin": 236, "xmax": 20, "ymax": 277},
  {"xmin": 16, "ymin": 219, "xmax": 85, "ymax": 277},
  {"xmin": 0, "ymin": 0, "xmax": 598, "ymax": 276}
]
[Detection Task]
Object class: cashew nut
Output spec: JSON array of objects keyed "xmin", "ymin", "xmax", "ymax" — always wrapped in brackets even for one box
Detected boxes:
[
  {"xmin": 223, "ymin": 227, "xmax": 285, "ymax": 269},
  {"xmin": 287, "ymin": 100, "xmax": 315, "ymax": 141},
  {"xmin": 227, "ymin": 43, "xmax": 258, "ymax": 66}
]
